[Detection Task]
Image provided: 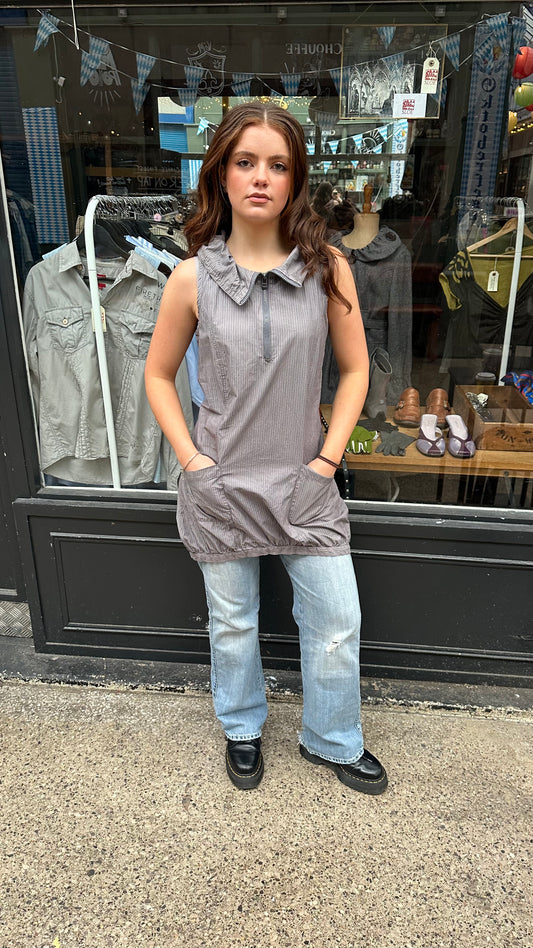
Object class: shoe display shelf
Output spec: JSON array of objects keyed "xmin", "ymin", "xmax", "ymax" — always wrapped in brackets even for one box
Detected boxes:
[{"xmin": 320, "ymin": 403, "xmax": 533, "ymax": 480}]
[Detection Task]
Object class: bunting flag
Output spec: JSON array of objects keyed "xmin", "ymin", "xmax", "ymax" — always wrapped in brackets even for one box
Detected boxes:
[
  {"xmin": 131, "ymin": 78, "xmax": 150, "ymax": 113},
  {"xmin": 430, "ymin": 77, "xmax": 447, "ymax": 110},
  {"xmin": 197, "ymin": 117, "xmax": 210, "ymax": 134},
  {"xmin": 178, "ymin": 86, "xmax": 199, "ymax": 108},
  {"xmin": 315, "ymin": 110, "xmax": 336, "ymax": 129},
  {"xmin": 443, "ymin": 32, "xmax": 461, "ymax": 71},
  {"xmin": 184, "ymin": 64, "xmax": 204, "ymax": 88},
  {"xmin": 80, "ymin": 36, "xmax": 110, "ymax": 85},
  {"xmin": 485, "ymin": 12, "xmax": 510, "ymax": 48},
  {"xmin": 136, "ymin": 51, "xmax": 156, "ymax": 86},
  {"xmin": 329, "ymin": 66, "xmax": 342, "ymax": 95},
  {"xmin": 34, "ymin": 13, "xmax": 60, "ymax": 51},
  {"xmin": 377, "ymin": 27, "xmax": 396, "ymax": 49},
  {"xmin": 232, "ymin": 73, "xmax": 254, "ymax": 96},
  {"xmin": 281, "ymin": 72, "xmax": 301, "ymax": 96},
  {"xmin": 476, "ymin": 35, "xmax": 497, "ymax": 67},
  {"xmin": 511, "ymin": 17, "xmax": 527, "ymax": 57},
  {"xmin": 383, "ymin": 52, "xmax": 405, "ymax": 81}
]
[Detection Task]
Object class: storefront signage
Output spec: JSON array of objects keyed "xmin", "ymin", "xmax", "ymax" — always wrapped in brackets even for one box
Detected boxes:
[
  {"xmin": 285, "ymin": 42, "xmax": 342, "ymax": 56},
  {"xmin": 460, "ymin": 14, "xmax": 511, "ymax": 200},
  {"xmin": 392, "ymin": 92, "xmax": 427, "ymax": 118}
]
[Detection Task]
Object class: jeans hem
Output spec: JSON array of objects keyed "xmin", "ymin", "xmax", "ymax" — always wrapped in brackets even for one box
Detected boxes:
[
  {"xmin": 225, "ymin": 731, "xmax": 262, "ymax": 742},
  {"xmin": 298, "ymin": 738, "xmax": 364, "ymax": 766}
]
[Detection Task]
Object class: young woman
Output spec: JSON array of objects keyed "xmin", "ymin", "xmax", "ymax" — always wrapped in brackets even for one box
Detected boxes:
[{"xmin": 145, "ymin": 102, "xmax": 387, "ymax": 794}]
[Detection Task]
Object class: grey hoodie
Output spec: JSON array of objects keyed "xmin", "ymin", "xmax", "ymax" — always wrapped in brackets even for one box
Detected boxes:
[{"xmin": 324, "ymin": 227, "xmax": 412, "ymax": 405}]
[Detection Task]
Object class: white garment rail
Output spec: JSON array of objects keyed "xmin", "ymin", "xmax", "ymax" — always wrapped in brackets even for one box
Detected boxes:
[
  {"xmin": 457, "ymin": 195, "xmax": 528, "ymax": 385},
  {"xmin": 83, "ymin": 193, "xmax": 181, "ymax": 488}
]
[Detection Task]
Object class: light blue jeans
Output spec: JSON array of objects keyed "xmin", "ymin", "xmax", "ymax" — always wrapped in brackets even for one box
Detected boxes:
[{"xmin": 198, "ymin": 553, "xmax": 364, "ymax": 764}]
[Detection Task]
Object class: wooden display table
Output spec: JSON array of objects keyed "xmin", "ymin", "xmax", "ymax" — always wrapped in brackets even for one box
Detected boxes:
[{"xmin": 320, "ymin": 405, "xmax": 533, "ymax": 481}]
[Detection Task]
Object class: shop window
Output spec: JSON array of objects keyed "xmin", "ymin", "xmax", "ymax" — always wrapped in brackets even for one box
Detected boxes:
[{"xmin": 1, "ymin": 2, "xmax": 532, "ymax": 509}]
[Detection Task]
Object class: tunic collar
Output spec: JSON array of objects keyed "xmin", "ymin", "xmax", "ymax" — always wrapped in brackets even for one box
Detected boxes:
[{"xmin": 197, "ymin": 234, "xmax": 307, "ymax": 305}]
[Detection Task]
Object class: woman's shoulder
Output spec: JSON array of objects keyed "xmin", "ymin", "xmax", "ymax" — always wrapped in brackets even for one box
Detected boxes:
[{"xmin": 164, "ymin": 256, "xmax": 198, "ymax": 304}]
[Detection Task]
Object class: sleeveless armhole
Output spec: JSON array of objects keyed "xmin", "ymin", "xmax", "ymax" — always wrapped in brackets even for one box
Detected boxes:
[{"xmin": 194, "ymin": 256, "xmax": 200, "ymax": 322}]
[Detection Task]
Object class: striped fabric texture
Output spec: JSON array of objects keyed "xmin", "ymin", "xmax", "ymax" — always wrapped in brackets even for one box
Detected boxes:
[{"xmin": 176, "ymin": 237, "xmax": 351, "ymax": 562}]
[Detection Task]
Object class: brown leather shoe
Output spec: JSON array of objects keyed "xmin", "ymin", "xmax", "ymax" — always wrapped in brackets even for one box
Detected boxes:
[
  {"xmin": 393, "ymin": 387, "xmax": 421, "ymax": 427},
  {"xmin": 426, "ymin": 388, "xmax": 451, "ymax": 428}
]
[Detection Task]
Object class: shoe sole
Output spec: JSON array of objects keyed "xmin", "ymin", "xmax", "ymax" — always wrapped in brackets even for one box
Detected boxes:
[
  {"xmin": 299, "ymin": 744, "xmax": 388, "ymax": 795},
  {"xmin": 225, "ymin": 748, "xmax": 264, "ymax": 790}
]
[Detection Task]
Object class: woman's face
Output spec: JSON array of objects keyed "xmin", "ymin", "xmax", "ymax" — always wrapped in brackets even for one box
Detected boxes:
[{"xmin": 222, "ymin": 123, "xmax": 292, "ymax": 227}]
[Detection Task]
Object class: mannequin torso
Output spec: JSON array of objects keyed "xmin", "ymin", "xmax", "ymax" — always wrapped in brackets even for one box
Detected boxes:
[{"xmin": 342, "ymin": 212, "xmax": 380, "ymax": 250}]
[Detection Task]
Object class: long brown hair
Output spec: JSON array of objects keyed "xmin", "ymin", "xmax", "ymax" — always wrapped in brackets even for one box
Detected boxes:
[{"xmin": 184, "ymin": 102, "xmax": 351, "ymax": 311}]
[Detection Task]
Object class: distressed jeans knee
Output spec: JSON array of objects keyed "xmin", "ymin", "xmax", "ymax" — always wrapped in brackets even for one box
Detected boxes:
[{"xmin": 281, "ymin": 553, "xmax": 364, "ymax": 764}]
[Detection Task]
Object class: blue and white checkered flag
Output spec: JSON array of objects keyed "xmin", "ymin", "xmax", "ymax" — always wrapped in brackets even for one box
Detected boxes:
[
  {"xmin": 232, "ymin": 73, "xmax": 253, "ymax": 95},
  {"xmin": 485, "ymin": 12, "xmax": 510, "ymax": 49},
  {"xmin": 329, "ymin": 67, "xmax": 342, "ymax": 95},
  {"xmin": 34, "ymin": 13, "xmax": 60, "ymax": 52},
  {"xmin": 383, "ymin": 52, "xmax": 404, "ymax": 82},
  {"xmin": 197, "ymin": 117, "xmax": 210, "ymax": 135},
  {"xmin": 131, "ymin": 78, "xmax": 150, "ymax": 113},
  {"xmin": 281, "ymin": 72, "xmax": 301, "ymax": 96},
  {"xmin": 511, "ymin": 17, "xmax": 527, "ymax": 57},
  {"xmin": 80, "ymin": 36, "xmax": 109, "ymax": 86},
  {"xmin": 476, "ymin": 36, "xmax": 496, "ymax": 65},
  {"xmin": 378, "ymin": 27, "xmax": 396, "ymax": 49},
  {"xmin": 184, "ymin": 64, "xmax": 204, "ymax": 89},
  {"xmin": 430, "ymin": 77, "xmax": 447, "ymax": 110},
  {"xmin": 136, "ymin": 52, "xmax": 156, "ymax": 86},
  {"xmin": 444, "ymin": 32, "xmax": 460, "ymax": 71},
  {"xmin": 315, "ymin": 110, "xmax": 335, "ymax": 129},
  {"xmin": 179, "ymin": 87, "xmax": 198, "ymax": 108}
]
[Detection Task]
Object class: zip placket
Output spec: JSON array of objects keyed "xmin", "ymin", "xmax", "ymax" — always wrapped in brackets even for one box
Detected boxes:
[{"xmin": 260, "ymin": 273, "xmax": 272, "ymax": 362}]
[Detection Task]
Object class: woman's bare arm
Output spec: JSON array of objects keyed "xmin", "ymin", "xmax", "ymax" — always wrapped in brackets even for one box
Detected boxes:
[{"xmin": 309, "ymin": 250, "xmax": 369, "ymax": 476}]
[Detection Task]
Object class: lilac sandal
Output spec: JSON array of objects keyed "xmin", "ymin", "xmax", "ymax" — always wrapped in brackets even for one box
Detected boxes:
[
  {"xmin": 447, "ymin": 414, "xmax": 476, "ymax": 458},
  {"xmin": 416, "ymin": 413, "xmax": 445, "ymax": 457}
]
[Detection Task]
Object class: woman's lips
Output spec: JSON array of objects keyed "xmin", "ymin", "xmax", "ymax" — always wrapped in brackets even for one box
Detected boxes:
[{"xmin": 248, "ymin": 194, "xmax": 270, "ymax": 203}]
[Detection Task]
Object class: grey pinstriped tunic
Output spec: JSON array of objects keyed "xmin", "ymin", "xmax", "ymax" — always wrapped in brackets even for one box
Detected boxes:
[{"xmin": 176, "ymin": 236, "xmax": 350, "ymax": 563}]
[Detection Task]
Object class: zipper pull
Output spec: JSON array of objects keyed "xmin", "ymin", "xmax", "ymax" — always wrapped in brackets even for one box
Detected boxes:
[{"xmin": 261, "ymin": 273, "xmax": 268, "ymax": 290}]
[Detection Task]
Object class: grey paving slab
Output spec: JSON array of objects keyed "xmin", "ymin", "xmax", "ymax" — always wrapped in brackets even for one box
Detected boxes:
[{"xmin": 0, "ymin": 680, "xmax": 532, "ymax": 948}]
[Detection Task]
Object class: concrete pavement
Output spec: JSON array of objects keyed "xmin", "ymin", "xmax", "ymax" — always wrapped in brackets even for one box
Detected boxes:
[{"xmin": 0, "ymin": 677, "xmax": 532, "ymax": 948}]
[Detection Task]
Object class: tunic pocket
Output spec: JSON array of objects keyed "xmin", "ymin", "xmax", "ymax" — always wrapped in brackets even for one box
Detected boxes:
[
  {"xmin": 288, "ymin": 463, "xmax": 339, "ymax": 527},
  {"xmin": 177, "ymin": 464, "xmax": 238, "ymax": 556}
]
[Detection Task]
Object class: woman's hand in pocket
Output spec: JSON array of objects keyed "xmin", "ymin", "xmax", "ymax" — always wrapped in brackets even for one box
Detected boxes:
[{"xmin": 307, "ymin": 457, "xmax": 337, "ymax": 478}]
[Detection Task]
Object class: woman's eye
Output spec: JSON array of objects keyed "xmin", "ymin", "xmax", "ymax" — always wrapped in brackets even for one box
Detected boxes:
[
  {"xmin": 237, "ymin": 159, "xmax": 252, "ymax": 168},
  {"xmin": 273, "ymin": 162, "xmax": 288, "ymax": 172}
]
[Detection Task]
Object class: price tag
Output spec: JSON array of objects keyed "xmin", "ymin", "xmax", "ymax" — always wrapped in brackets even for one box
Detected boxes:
[
  {"xmin": 420, "ymin": 57, "xmax": 439, "ymax": 94},
  {"xmin": 487, "ymin": 270, "xmax": 499, "ymax": 292},
  {"xmin": 91, "ymin": 305, "xmax": 107, "ymax": 332}
]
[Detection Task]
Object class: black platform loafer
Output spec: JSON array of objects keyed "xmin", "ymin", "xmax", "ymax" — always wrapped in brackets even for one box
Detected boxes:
[
  {"xmin": 226, "ymin": 737, "xmax": 264, "ymax": 790},
  {"xmin": 299, "ymin": 744, "xmax": 387, "ymax": 795}
]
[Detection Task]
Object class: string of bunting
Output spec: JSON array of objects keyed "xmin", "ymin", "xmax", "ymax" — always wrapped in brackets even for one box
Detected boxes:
[{"xmin": 34, "ymin": 9, "xmax": 522, "ymax": 116}]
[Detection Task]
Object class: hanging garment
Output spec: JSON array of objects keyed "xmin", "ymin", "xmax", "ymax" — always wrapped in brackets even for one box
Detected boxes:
[
  {"xmin": 23, "ymin": 239, "xmax": 192, "ymax": 485},
  {"xmin": 7, "ymin": 190, "xmax": 40, "ymax": 282},
  {"xmin": 176, "ymin": 236, "xmax": 351, "ymax": 563},
  {"xmin": 439, "ymin": 250, "xmax": 533, "ymax": 363},
  {"xmin": 327, "ymin": 227, "xmax": 412, "ymax": 403}
]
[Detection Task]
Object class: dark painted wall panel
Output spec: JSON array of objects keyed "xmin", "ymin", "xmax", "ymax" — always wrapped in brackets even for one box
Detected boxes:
[{"xmin": 13, "ymin": 497, "xmax": 533, "ymax": 685}]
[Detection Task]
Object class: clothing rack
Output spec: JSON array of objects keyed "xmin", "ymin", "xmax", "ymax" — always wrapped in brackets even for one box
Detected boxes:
[
  {"xmin": 84, "ymin": 193, "xmax": 181, "ymax": 488},
  {"xmin": 456, "ymin": 195, "xmax": 527, "ymax": 385}
]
